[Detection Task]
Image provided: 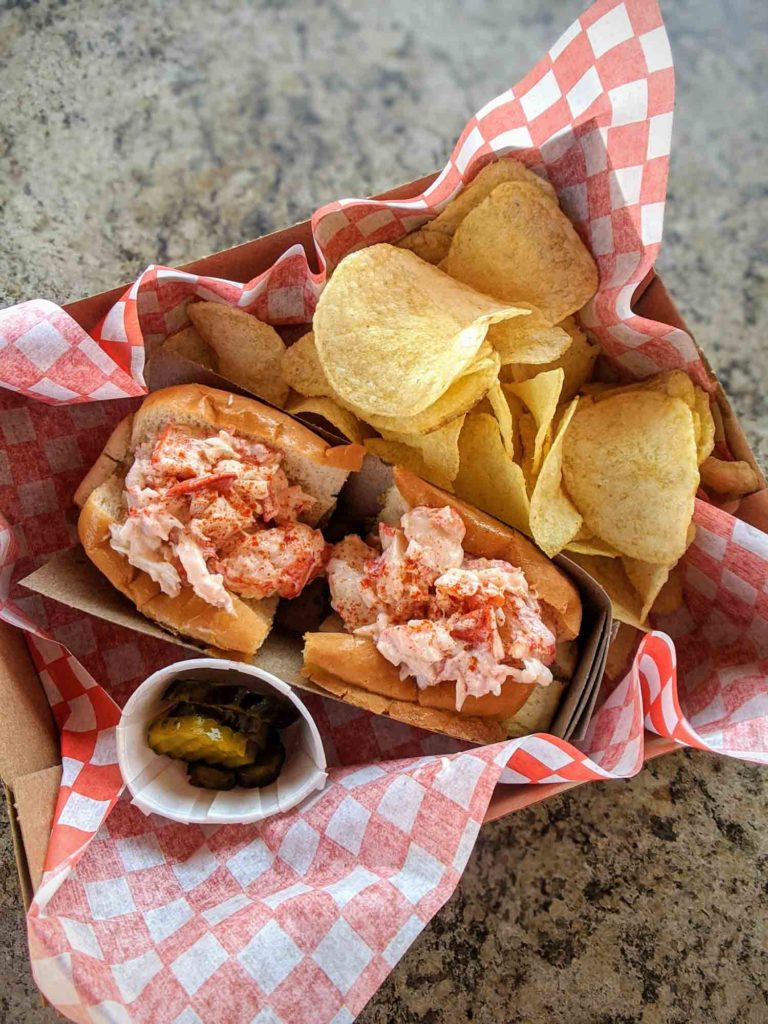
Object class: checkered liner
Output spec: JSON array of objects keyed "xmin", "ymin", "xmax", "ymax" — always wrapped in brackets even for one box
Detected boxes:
[{"xmin": 0, "ymin": 1, "xmax": 765, "ymax": 1020}]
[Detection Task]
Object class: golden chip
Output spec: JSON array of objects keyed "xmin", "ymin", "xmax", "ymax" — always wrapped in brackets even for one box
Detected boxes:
[
  {"xmin": 365, "ymin": 439, "xmax": 454, "ymax": 491},
  {"xmin": 711, "ymin": 397, "xmax": 726, "ymax": 447},
  {"xmin": 504, "ymin": 317, "xmax": 599, "ymax": 400},
  {"xmin": 454, "ymin": 413, "xmax": 530, "ymax": 534},
  {"xmin": 562, "ymin": 391, "xmax": 699, "ymax": 564},
  {"xmin": 652, "ymin": 564, "xmax": 684, "ymax": 617},
  {"xmin": 281, "ymin": 331, "xmax": 332, "ymax": 398},
  {"xmin": 486, "ymin": 381, "xmax": 515, "ymax": 458},
  {"xmin": 565, "ymin": 531, "xmax": 621, "ymax": 557},
  {"xmin": 693, "ymin": 387, "xmax": 716, "ymax": 464},
  {"xmin": 517, "ymin": 409, "xmax": 537, "ymax": 488},
  {"xmin": 164, "ymin": 325, "xmax": 216, "ymax": 370},
  {"xmin": 286, "ymin": 396, "xmax": 367, "ymax": 444},
  {"xmin": 314, "ymin": 244, "xmax": 526, "ymax": 418},
  {"xmin": 504, "ymin": 368, "xmax": 564, "ymax": 476},
  {"xmin": 440, "ymin": 182, "xmax": 599, "ymax": 324},
  {"xmin": 188, "ymin": 301, "xmax": 289, "ymax": 406},
  {"xmin": 429, "ymin": 158, "xmax": 557, "ymax": 238},
  {"xmin": 591, "ymin": 370, "xmax": 696, "ymax": 409},
  {"xmin": 699, "ymin": 456, "xmax": 760, "ymax": 496},
  {"xmin": 360, "ymin": 349, "xmax": 501, "ymax": 435},
  {"xmin": 567, "ymin": 553, "xmax": 646, "ymax": 630},
  {"xmin": 378, "ymin": 414, "xmax": 465, "ymax": 487},
  {"xmin": 397, "ymin": 226, "xmax": 451, "ymax": 266},
  {"xmin": 487, "ymin": 304, "xmax": 571, "ymax": 365},
  {"xmin": 622, "ymin": 557, "xmax": 671, "ymax": 622},
  {"xmin": 529, "ymin": 397, "xmax": 582, "ymax": 557},
  {"xmin": 397, "ymin": 160, "xmax": 556, "ymax": 267}
]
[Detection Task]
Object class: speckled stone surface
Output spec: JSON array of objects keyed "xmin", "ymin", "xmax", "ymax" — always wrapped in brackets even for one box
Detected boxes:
[{"xmin": 1, "ymin": 1, "xmax": 766, "ymax": 1021}]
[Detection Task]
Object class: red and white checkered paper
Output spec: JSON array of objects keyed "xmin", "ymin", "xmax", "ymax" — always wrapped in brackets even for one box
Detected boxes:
[{"xmin": 0, "ymin": 1, "xmax": 766, "ymax": 1020}]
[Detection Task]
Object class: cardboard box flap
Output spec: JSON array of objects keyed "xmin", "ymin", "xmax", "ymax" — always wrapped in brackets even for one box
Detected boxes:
[
  {"xmin": 0, "ymin": 622, "xmax": 59, "ymax": 786},
  {"xmin": 10, "ymin": 766, "xmax": 61, "ymax": 894}
]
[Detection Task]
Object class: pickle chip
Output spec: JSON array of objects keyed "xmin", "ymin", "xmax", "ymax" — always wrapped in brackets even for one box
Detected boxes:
[{"xmin": 148, "ymin": 714, "xmax": 255, "ymax": 768}]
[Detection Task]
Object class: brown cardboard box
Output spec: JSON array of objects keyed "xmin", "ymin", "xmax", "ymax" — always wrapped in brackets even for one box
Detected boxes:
[{"xmin": 1, "ymin": 171, "xmax": 767, "ymax": 906}]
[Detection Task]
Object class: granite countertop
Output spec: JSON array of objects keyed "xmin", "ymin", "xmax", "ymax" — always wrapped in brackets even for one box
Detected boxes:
[{"xmin": 1, "ymin": 0, "xmax": 766, "ymax": 1021}]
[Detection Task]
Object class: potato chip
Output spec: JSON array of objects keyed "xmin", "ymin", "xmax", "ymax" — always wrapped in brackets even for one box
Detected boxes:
[
  {"xmin": 622, "ymin": 557, "xmax": 671, "ymax": 622},
  {"xmin": 591, "ymin": 370, "xmax": 696, "ymax": 409},
  {"xmin": 565, "ymin": 533, "xmax": 621, "ymax": 557},
  {"xmin": 567, "ymin": 553, "xmax": 646, "ymax": 630},
  {"xmin": 517, "ymin": 409, "xmax": 537, "ymax": 488},
  {"xmin": 504, "ymin": 368, "xmax": 564, "ymax": 476},
  {"xmin": 314, "ymin": 244, "xmax": 526, "ymax": 418},
  {"xmin": 360, "ymin": 349, "xmax": 501, "ymax": 436},
  {"xmin": 441, "ymin": 182, "xmax": 599, "ymax": 324},
  {"xmin": 286, "ymin": 396, "xmax": 366, "ymax": 444},
  {"xmin": 487, "ymin": 304, "xmax": 572, "ymax": 365},
  {"xmin": 699, "ymin": 456, "xmax": 760, "ymax": 496},
  {"xmin": 652, "ymin": 564, "xmax": 684, "ymax": 617},
  {"xmin": 454, "ymin": 413, "xmax": 530, "ymax": 534},
  {"xmin": 562, "ymin": 392, "xmax": 699, "ymax": 564},
  {"xmin": 580, "ymin": 382, "xmax": 614, "ymax": 397},
  {"xmin": 693, "ymin": 387, "xmax": 716, "ymax": 464},
  {"xmin": 505, "ymin": 317, "xmax": 599, "ymax": 400},
  {"xmin": 529, "ymin": 398, "xmax": 582, "ymax": 557},
  {"xmin": 397, "ymin": 226, "xmax": 451, "ymax": 266},
  {"xmin": 486, "ymin": 381, "xmax": 515, "ymax": 457},
  {"xmin": 188, "ymin": 301, "xmax": 289, "ymax": 406},
  {"xmin": 281, "ymin": 331, "xmax": 332, "ymax": 398},
  {"xmin": 430, "ymin": 158, "xmax": 556, "ymax": 236},
  {"xmin": 366, "ymin": 439, "xmax": 453, "ymax": 491},
  {"xmin": 378, "ymin": 414, "xmax": 465, "ymax": 487},
  {"xmin": 164, "ymin": 325, "xmax": 216, "ymax": 370},
  {"xmin": 711, "ymin": 397, "xmax": 726, "ymax": 447},
  {"xmin": 397, "ymin": 161, "xmax": 556, "ymax": 268}
]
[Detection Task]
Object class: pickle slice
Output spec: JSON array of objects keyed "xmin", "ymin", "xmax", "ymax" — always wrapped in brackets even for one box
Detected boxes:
[
  {"xmin": 148, "ymin": 714, "xmax": 256, "ymax": 768},
  {"xmin": 171, "ymin": 702, "xmax": 271, "ymax": 746},
  {"xmin": 236, "ymin": 732, "xmax": 286, "ymax": 788},
  {"xmin": 162, "ymin": 681, "xmax": 300, "ymax": 730},
  {"xmin": 187, "ymin": 763, "xmax": 237, "ymax": 790}
]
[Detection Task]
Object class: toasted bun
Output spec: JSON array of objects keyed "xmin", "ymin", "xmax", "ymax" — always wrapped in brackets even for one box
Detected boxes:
[
  {"xmin": 303, "ymin": 632, "xmax": 534, "ymax": 718},
  {"xmin": 77, "ymin": 384, "xmax": 363, "ymax": 656},
  {"xmin": 302, "ymin": 468, "xmax": 583, "ymax": 739},
  {"xmin": 393, "ymin": 468, "xmax": 581, "ymax": 641}
]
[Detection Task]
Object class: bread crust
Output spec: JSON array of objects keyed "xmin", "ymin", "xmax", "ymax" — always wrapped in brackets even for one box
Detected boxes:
[
  {"xmin": 76, "ymin": 384, "xmax": 361, "ymax": 656},
  {"xmin": 132, "ymin": 384, "xmax": 364, "ymax": 471},
  {"xmin": 79, "ymin": 489, "xmax": 276, "ymax": 655},
  {"xmin": 394, "ymin": 467, "xmax": 581, "ymax": 641},
  {"xmin": 302, "ymin": 469, "xmax": 583, "ymax": 733},
  {"xmin": 303, "ymin": 632, "xmax": 534, "ymax": 717}
]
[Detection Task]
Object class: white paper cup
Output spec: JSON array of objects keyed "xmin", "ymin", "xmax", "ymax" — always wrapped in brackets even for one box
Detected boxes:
[{"xmin": 116, "ymin": 658, "xmax": 327, "ymax": 825}]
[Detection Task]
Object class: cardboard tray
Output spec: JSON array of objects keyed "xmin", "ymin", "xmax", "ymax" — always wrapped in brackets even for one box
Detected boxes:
[{"xmin": 2, "ymin": 170, "xmax": 767, "ymax": 904}]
